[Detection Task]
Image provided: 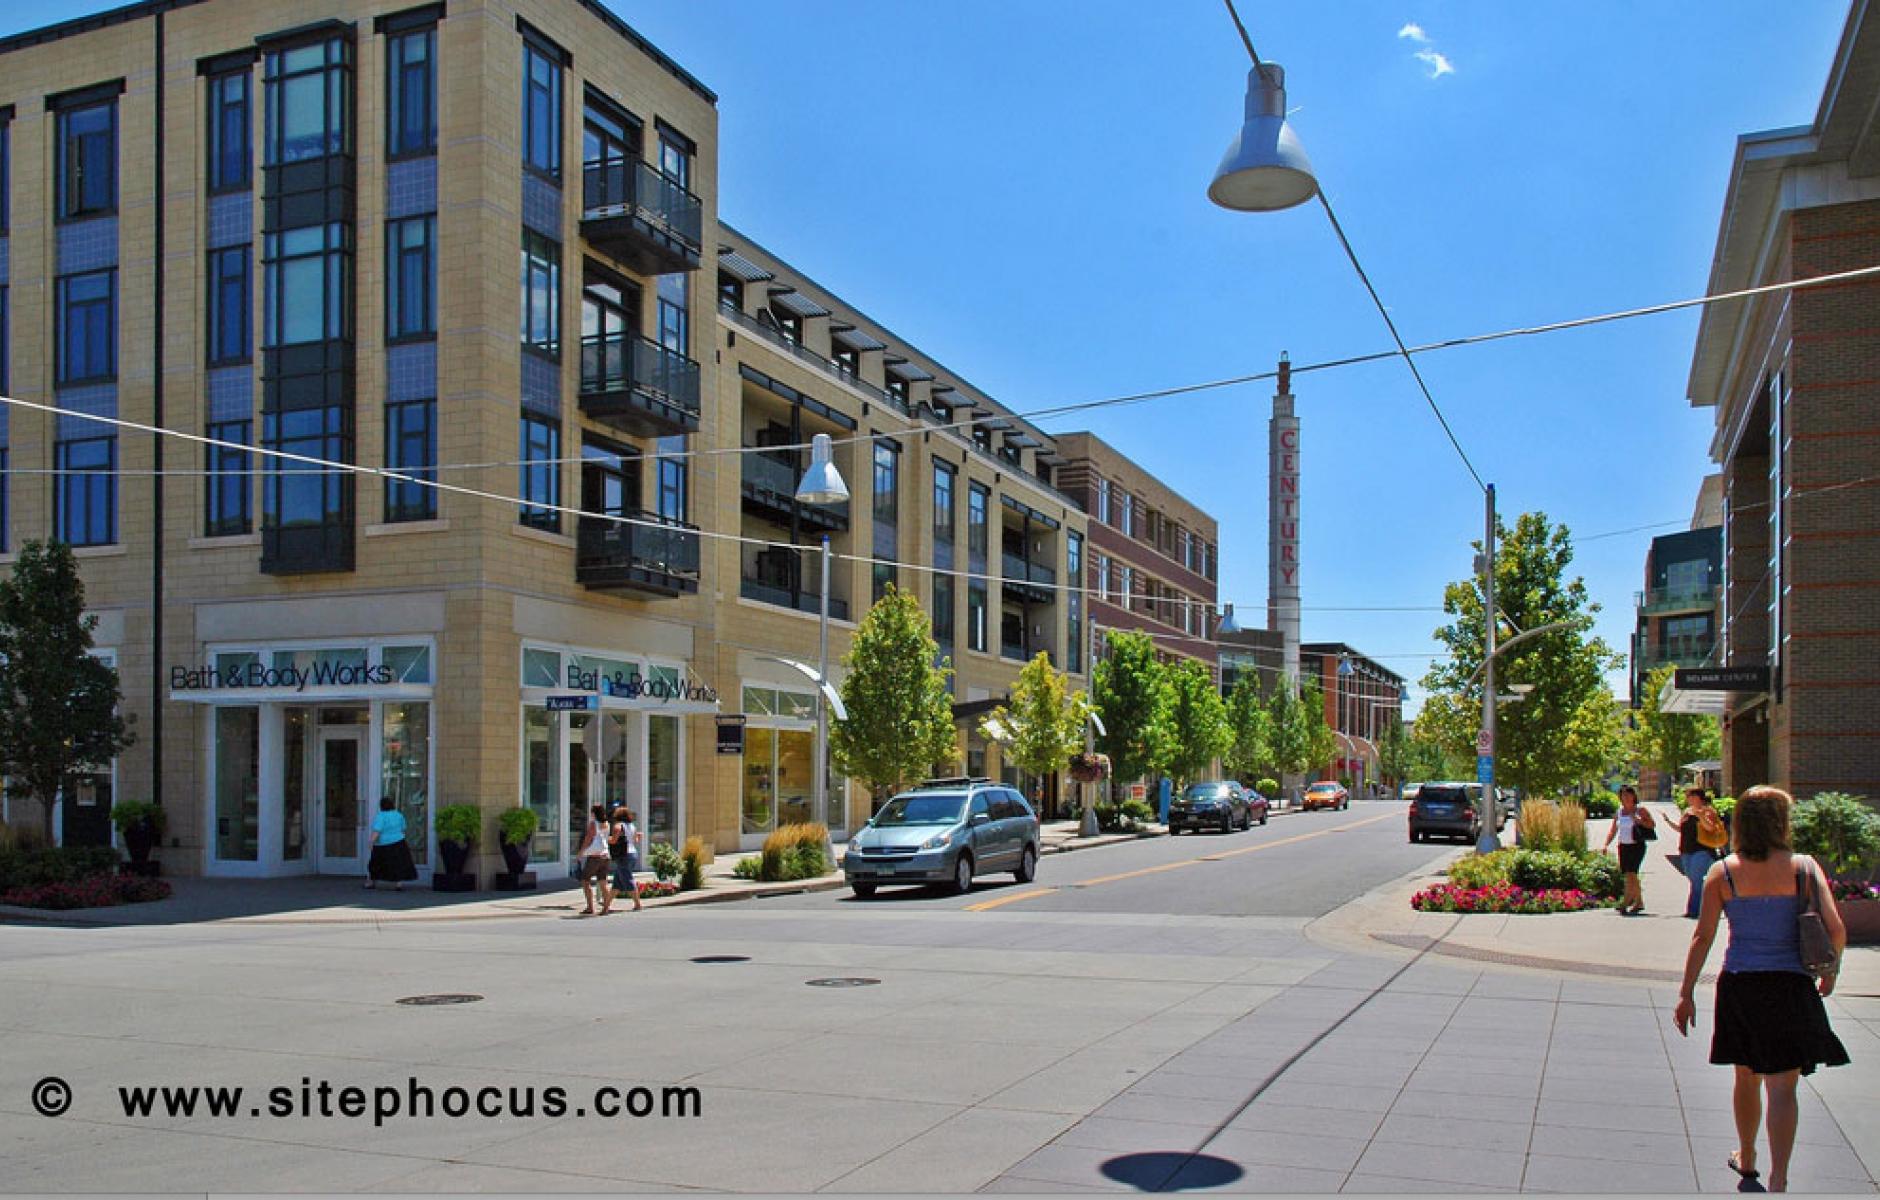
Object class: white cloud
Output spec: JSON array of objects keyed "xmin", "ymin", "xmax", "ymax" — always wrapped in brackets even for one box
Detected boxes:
[
  {"xmin": 1397, "ymin": 22, "xmax": 1429, "ymax": 43},
  {"xmin": 1414, "ymin": 48, "xmax": 1456, "ymax": 78}
]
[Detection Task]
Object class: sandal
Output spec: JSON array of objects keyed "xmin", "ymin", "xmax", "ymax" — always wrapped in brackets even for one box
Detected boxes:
[{"xmin": 1727, "ymin": 1152, "xmax": 1760, "ymax": 1182}]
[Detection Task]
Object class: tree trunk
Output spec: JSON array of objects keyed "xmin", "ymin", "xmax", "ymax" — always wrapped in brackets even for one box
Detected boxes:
[{"xmin": 40, "ymin": 789, "xmax": 58, "ymax": 846}]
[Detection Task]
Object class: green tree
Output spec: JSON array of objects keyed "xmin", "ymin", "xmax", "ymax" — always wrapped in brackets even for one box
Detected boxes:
[
  {"xmin": 1420, "ymin": 511, "xmax": 1624, "ymax": 797},
  {"xmin": 830, "ymin": 586, "xmax": 959, "ymax": 799},
  {"xmin": 1223, "ymin": 675, "xmax": 1273, "ymax": 782},
  {"xmin": 1630, "ymin": 664, "xmax": 1721, "ymax": 781},
  {"xmin": 1163, "ymin": 659, "xmax": 1232, "ymax": 786},
  {"xmin": 1300, "ymin": 676, "xmax": 1338, "ymax": 776},
  {"xmin": 0, "ymin": 541, "xmax": 136, "ymax": 842},
  {"xmin": 1377, "ymin": 717, "xmax": 1412, "ymax": 793},
  {"xmin": 1093, "ymin": 630, "xmax": 1172, "ymax": 784},
  {"xmin": 982, "ymin": 652, "xmax": 1089, "ymax": 782},
  {"xmin": 1266, "ymin": 678, "xmax": 1312, "ymax": 779}
]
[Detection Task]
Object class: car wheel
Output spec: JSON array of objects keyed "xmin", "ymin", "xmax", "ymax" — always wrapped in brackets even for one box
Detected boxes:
[
  {"xmin": 949, "ymin": 852, "xmax": 974, "ymax": 895},
  {"xmin": 1260, "ymin": 811, "xmax": 1269, "ymax": 826},
  {"xmin": 851, "ymin": 882, "xmax": 877, "ymax": 898},
  {"xmin": 1014, "ymin": 845, "xmax": 1037, "ymax": 884},
  {"xmin": 1220, "ymin": 814, "xmax": 1232, "ymax": 835}
]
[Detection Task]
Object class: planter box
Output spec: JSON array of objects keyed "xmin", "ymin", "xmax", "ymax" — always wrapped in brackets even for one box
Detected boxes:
[
  {"xmin": 492, "ymin": 872, "xmax": 537, "ymax": 892},
  {"xmin": 1843, "ymin": 899, "xmax": 1880, "ymax": 946},
  {"xmin": 119, "ymin": 860, "xmax": 161, "ymax": 879},
  {"xmin": 432, "ymin": 872, "xmax": 476, "ymax": 893}
]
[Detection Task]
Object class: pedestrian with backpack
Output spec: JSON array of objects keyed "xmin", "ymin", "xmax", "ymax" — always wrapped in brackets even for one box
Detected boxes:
[{"xmin": 1664, "ymin": 787, "xmax": 1731, "ymax": 919}]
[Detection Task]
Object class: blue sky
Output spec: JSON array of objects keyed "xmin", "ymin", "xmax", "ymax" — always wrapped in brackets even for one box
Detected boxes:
[{"xmin": 2, "ymin": 1, "xmax": 1851, "ymax": 707}]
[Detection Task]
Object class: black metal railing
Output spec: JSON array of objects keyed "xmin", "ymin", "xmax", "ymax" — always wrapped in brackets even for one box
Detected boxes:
[
  {"xmin": 580, "ymin": 333, "xmax": 701, "ymax": 418},
  {"xmin": 1001, "ymin": 551, "xmax": 1058, "ymax": 590},
  {"xmin": 577, "ymin": 511, "xmax": 700, "ymax": 591},
  {"xmin": 581, "ymin": 158, "xmax": 703, "ymax": 254},
  {"xmin": 740, "ymin": 575, "xmax": 850, "ymax": 621}
]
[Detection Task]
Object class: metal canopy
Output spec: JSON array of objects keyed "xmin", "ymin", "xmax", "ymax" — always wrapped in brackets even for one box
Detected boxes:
[
  {"xmin": 887, "ymin": 360, "xmax": 934, "ymax": 381},
  {"xmin": 1003, "ymin": 432, "xmax": 1041, "ymax": 449},
  {"xmin": 718, "ymin": 248, "xmax": 774, "ymax": 283},
  {"xmin": 830, "ymin": 325, "xmax": 886, "ymax": 352},
  {"xmin": 769, "ymin": 288, "xmax": 830, "ymax": 318},
  {"xmin": 999, "ymin": 493, "xmax": 1061, "ymax": 529}
]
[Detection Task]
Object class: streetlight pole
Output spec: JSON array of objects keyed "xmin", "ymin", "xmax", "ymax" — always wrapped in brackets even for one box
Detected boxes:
[
  {"xmin": 1479, "ymin": 484, "xmax": 1500, "ymax": 854},
  {"xmin": 793, "ymin": 434, "xmax": 848, "ymax": 835}
]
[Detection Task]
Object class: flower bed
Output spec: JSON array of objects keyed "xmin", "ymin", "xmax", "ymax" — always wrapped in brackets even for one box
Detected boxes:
[
  {"xmin": 1832, "ymin": 880, "xmax": 1878, "ymax": 904},
  {"xmin": 1411, "ymin": 881, "xmax": 1613, "ymax": 914},
  {"xmin": 632, "ymin": 879, "xmax": 679, "ymax": 900},
  {"xmin": 1, "ymin": 875, "xmax": 171, "ymax": 910}
]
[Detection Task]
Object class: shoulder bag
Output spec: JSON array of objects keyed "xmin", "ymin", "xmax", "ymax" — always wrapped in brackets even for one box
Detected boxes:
[{"xmin": 1796, "ymin": 858, "xmax": 1838, "ymax": 977}]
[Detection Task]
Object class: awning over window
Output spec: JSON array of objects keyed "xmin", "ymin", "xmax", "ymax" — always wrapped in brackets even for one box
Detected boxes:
[
  {"xmin": 768, "ymin": 287, "xmax": 830, "ymax": 318},
  {"xmin": 718, "ymin": 248, "xmax": 773, "ymax": 283}
]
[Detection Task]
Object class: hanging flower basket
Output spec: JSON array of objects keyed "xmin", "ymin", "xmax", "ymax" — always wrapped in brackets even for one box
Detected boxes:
[{"xmin": 1069, "ymin": 752, "xmax": 1111, "ymax": 783}]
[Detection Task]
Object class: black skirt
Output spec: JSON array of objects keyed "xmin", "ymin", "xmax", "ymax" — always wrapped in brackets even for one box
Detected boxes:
[
  {"xmin": 1618, "ymin": 841, "xmax": 1647, "ymax": 873},
  {"xmin": 1711, "ymin": 970, "xmax": 1851, "ymax": 1076},
  {"xmin": 368, "ymin": 839, "xmax": 418, "ymax": 883}
]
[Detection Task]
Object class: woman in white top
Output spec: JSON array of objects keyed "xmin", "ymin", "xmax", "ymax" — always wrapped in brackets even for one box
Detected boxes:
[
  {"xmin": 577, "ymin": 803, "xmax": 612, "ymax": 915},
  {"xmin": 1600, "ymin": 785, "xmax": 1656, "ymax": 915}
]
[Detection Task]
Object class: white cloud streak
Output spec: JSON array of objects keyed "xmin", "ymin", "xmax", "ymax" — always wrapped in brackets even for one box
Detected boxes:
[
  {"xmin": 1415, "ymin": 48, "xmax": 1456, "ymax": 78},
  {"xmin": 1397, "ymin": 22, "xmax": 1428, "ymax": 43}
]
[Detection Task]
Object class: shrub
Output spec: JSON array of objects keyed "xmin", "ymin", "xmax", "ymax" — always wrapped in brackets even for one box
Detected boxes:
[
  {"xmin": 1714, "ymin": 795, "xmax": 1736, "ymax": 821},
  {"xmin": 1509, "ymin": 849, "xmax": 1583, "ymax": 891},
  {"xmin": 0, "ymin": 820, "xmax": 50, "ymax": 852},
  {"xmin": 1411, "ymin": 881, "xmax": 1613, "ymax": 915},
  {"xmin": 787, "ymin": 842, "xmax": 828, "ymax": 880},
  {"xmin": 1448, "ymin": 849, "xmax": 1516, "ymax": 889},
  {"xmin": 496, "ymin": 807, "xmax": 539, "ymax": 847},
  {"xmin": 434, "ymin": 804, "xmax": 479, "ymax": 846},
  {"xmin": 1831, "ymin": 879, "xmax": 1878, "ymax": 904},
  {"xmin": 757, "ymin": 824, "xmax": 830, "ymax": 881},
  {"xmin": 647, "ymin": 840, "xmax": 683, "ymax": 883},
  {"xmin": 108, "ymin": 800, "xmax": 167, "ymax": 836},
  {"xmin": 730, "ymin": 856, "xmax": 762, "ymax": 881},
  {"xmin": 1095, "ymin": 798, "xmax": 1157, "ymax": 832},
  {"xmin": 1520, "ymin": 800, "xmax": 1565, "ymax": 852},
  {"xmin": 1256, "ymin": 778, "xmax": 1279, "ymax": 800},
  {"xmin": 1792, "ymin": 792, "xmax": 1880, "ymax": 878},
  {"xmin": 2, "ymin": 874, "xmax": 169, "ymax": 910},
  {"xmin": 679, "ymin": 836, "xmax": 706, "ymax": 891},
  {"xmin": 0, "ymin": 845, "xmax": 120, "ymax": 892},
  {"xmin": 1573, "ymin": 853, "xmax": 1624, "ymax": 899},
  {"xmin": 1583, "ymin": 790, "xmax": 1619, "ymax": 818}
]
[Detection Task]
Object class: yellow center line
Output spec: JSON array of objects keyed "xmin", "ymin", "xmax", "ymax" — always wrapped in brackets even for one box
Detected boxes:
[
  {"xmin": 963, "ymin": 887, "xmax": 1059, "ymax": 912},
  {"xmin": 1195, "ymin": 810, "xmax": 1397, "ymax": 861}
]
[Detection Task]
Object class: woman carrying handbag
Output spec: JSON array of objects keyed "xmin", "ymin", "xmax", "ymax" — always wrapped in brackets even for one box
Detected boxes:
[
  {"xmin": 1601, "ymin": 785, "xmax": 1657, "ymax": 914},
  {"xmin": 1673, "ymin": 786, "xmax": 1849, "ymax": 1193}
]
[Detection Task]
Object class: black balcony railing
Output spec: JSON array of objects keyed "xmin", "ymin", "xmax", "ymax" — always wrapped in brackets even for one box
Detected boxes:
[
  {"xmin": 1000, "ymin": 551, "xmax": 1057, "ymax": 601},
  {"xmin": 740, "ymin": 452, "xmax": 849, "ymax": 531},
  {"xmin": 740, "ymin": 575, "xmax": 850, "ymax": 621},
  {"xmin": 1634, "ymin": 634, "xmax": 1713, "ymax": 669},
  {"xmin": 579, "ymin": 333, "xmax": 701, "ymax": 438},
  {"xmin": 576, "ymin": 511, "xmax": 701, "ymax": 597},
  {"xmin": 581, "ymin": 159, "xmax": 703, "ymax": 274}
]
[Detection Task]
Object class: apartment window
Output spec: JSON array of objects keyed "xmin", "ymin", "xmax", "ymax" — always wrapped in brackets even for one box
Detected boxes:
[
  {"xmin": 1666, "ymin": 558, "xmax": 1709, "ymax": 597},
  {"xmin": 264, "ymin": 38, "xmax": 351, "ymax": 165},
  {"xmin": 1, "ymin": 121, "xmax": 9, "ymax": 231},
  {"xmin": 872, "ymin": 563, "xmax": 896, "ymax": 605},
  {"xmin": 1120, "ymin": 491, "xmax": 1134, "ymax": 537},
  {"xmin": 657, "ymin": 274, "xmax": 689, "ymax": 355},
  {"xmin": 968, "ymin": 580, "xmax": 987, "ymax": 653},
  {"xmin": 933, "ymin": 576, "xmax": 955, "ymax": 657},
  {"xmin": 972, "ymin": 425, "xmax": 992, "ymax": 454},
  {"xmin": 657, "ymin": 129, "xmax": 691, "ymax": 190},
  {"xmin": 773, "ymin": 307, "xmax": 802, "ymax": 346},
  {"xmin": 263, "ymin": 223, "xmax": 350, "ymax": 346},
  {"xmin": 386, "ymin": 27, "xmax": 435, "ymax": 158},
  {"xmin": 57, "ymin": 100, "xmax": 116, "ymax": 220},
  {"xmin": 263, "ymin": 405, "xmax": 348, "ymax": 533},
  {"xmin": 655, "ymin": 435, "xmax": 686, "ymax": 522},
  {"xmin": 0, "ymin": 446, "xmax": 8, "ymax": 554},
  {"xmin": 0, "ymin": 285, "xmax": 8, "ymax": 392},
  {"xmin": 1094, "ymin": 551, "xmax": 1110, "ymax": 601},
  {"xmin": 1177, "ymin": 527, "xmax": 1191, "ymax": 571},
  {"xmin": 1119, "ymin": 565, "xmax": 1135, "ymax": 608},
  {"xmin": 832, "ymin": 346, "xmax": 859, "ymax": 377},
  {"xmin": 55, "ymin": 435, "xmax": 117, "ymax": 545},
  {"xmin": 886, "ymin": 375, "xmax": 909, "ymax": 409},
  {"xmin": 385, "ymin": 398, "xmax": 436, "ymax": 522},
  {"xmin": 520, "ymin": 231, "xmax": 561, "ymax": 357},
  {"xmin": 1096, "ymin": 477, "xmax": 1110, "ymax": 524},
  {"xmin": 933, "ymin": 460, "xmax": 955, "ymax": 546},
  {"xmin": 518, "ymin": 413, "xmax": 560, "ymax": 531},
  {"xmin": 1204, "ymin": 542, "xmax": 1217, "ymax": 581},
  {"xmin": 55, "ymin": 270, "xmax": 116, "ymax": 384},
  {"xmin": 205, "ymin": 418, "xmax": 251, "ymax": 536},
  {"xmin": 385, "ymin": 215, "xmax": 436, "ymax": 341},
  {"xmin": 207, "ymin": 246, "xmax": 250, "ymax": 365},
  {"xmin": 1068, "ymin": 532, "xmax": 1085, "ymax": 673},
  {"xmin": 717, "ymin": 272, "xmax": 742, "ymax": 311},
  {"xmin": 522, "ymin": 39, "xmax": 563, "ymax": 180},
  {"xmin": 872, "ymin": 440, "xmax": 898, "ymax": 526},
  {"xmin": 968, "ymin": 482, "xmax": 989, "ymax": 560},
  {"xmin": 583, "ymin": 95, "xmax": 636, "ymax": 212},
  {"xmin": 581, "ymin": 274, "xmax": 636, "ymax": 391},
  {"xmin": 206, "ymin": 71, "xmax": 251, "ymax": 191}
]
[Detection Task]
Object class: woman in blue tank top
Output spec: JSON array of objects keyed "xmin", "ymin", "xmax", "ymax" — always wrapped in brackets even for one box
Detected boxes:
[{"xmin": 1674, "ymin": 786, "xmax": 1849, "ymax": 1193}]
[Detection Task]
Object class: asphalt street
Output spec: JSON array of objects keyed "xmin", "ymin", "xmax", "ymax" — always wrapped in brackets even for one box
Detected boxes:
[{"xmin": 3, "ymin": 800, "xmax": 1873, "ymax": 1194}]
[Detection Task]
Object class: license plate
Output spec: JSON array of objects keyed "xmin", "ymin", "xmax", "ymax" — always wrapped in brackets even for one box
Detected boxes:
[{"xmin": 875, "ymin": 866, "xmax": 897, "ymax": 876}]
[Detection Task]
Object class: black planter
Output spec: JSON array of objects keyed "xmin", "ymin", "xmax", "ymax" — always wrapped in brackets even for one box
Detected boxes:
[
  {"xmin": 500, "ymin": 841, "xmax": 529, "ymax": 876},
  {"xmin": 432, "ymin": 872, "xmax": 476, "ymax": 893},
  {"xmin": 438, "ymin": 838, "xmax": 471, "ymax": 875},
  {"xmin": 123, "ymin": 820, "xmax": 158, "ymax": 865}
]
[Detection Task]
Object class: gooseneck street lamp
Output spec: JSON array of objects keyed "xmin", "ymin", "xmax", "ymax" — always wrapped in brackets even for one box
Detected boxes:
[
  {"xmin": 794, "ymin": 434, "xmax": 849, "ymax": 835},
  {"xmin": 1208, "ymin": 63, "xmax": 1318, "ymax": 212}
]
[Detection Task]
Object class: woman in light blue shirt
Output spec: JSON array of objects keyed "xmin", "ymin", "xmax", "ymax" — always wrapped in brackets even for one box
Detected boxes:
[{"xmin": 366, "ymin": 797, "xmax": 417, "ymax": 890}]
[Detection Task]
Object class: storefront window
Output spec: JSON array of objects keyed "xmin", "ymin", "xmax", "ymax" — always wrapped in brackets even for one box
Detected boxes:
[
  {"xmin": 776, "ymin": 730, "xmax": 813, "ymax": 828},
  {"xmin": 282, "ymin": 706, "xmax": 308, "ymax": 860},
  {"xmin": 215, "ymin": 707, "xmax": 259, "ymax": 861},
  {"xmin": 382, "ymin": 702, "xmax": 430, "ymax": 866},
  {"xmin": 383, "ymin": 645, "xmax": 430, "ymax": 684},
  {"xmin": 742, "ymin": 726, "xmax": 774, "ymax": 835},
  {"xmin": 648, "ymin": 714, "xmax": 679, "ymax": 845},
  {"xmin": 524, "ymin": 707, "xmax": 560, "ymax": 862},
  {"xmin": 566, "ymin": 713, "xmax": 591, "ymax": 862},
  {"xmin": 523, "ymin": 648, "xmax": 559, "ymax": 688}
]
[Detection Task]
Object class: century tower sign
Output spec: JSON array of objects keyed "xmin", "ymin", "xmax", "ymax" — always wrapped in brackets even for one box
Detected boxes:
[{"xmin": 1267, "ymin": 354, "xmax": 1301, "ymax": 687}]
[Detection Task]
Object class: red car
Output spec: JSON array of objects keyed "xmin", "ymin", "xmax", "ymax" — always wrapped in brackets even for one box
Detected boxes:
[{"xmin": 1303, "ymin": 781, "xmax": 1349, "ymax": 811}]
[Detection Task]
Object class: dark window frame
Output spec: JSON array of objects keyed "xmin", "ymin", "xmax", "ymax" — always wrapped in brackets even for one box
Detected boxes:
[
  {"xmin": 206, "ymin": 244, "xmax": 252, "ymax": 365},
  {"xmin": 204, "ymin": 417, "xmax": 252, "ymax": 537},
  {"xmin": 54, "ymin": 434, "xmax": 117, "ymax": 546},
  {"xmin": 385, "ymin": 25, "xmax": 436, "ymax": 160},
  {"xmin": 262, "ymin": 403, "xmax": 350, "ymax": 534},
  {"xmin": 654, "ymin": 434, "xmax": 687, "ymax": 523},
  {"xmin": 263, "ymin": 222, "xmax": 351, "ymax": 348},
  {"xmin": 521, "ymin": 37, "xmax": 564, "ymax": 182},
  {"xmin": 518, "ymin": 412, "xmax": 561, "ymax": 532},
  {"xmin": 205, "ymin": 70, "xmax": 251, "ymax": 193},
  {"xmin": 521, "ymin": 230, "xmax": 562, "ymax": 359},
  {"xmin": 55, "ymin": 268, "xmax": 117, "ymax": 386},
  {"xmin": 55, "ymin": 99, "xmax": 117, "ymax": 221},
  {"xmin": 385, "ymin": 214, "xmax": 436, "ymax": 342},
  {"xmin": 384, "ymin": 397, "xmax": 437, "ymax": 522},
  {"xmin": 933, "ymin": 458, "xmax": 955, "ymax": 546},
  {"xmin": 263, "ymin": 36, "xmax": 352, "ymax": 167}
]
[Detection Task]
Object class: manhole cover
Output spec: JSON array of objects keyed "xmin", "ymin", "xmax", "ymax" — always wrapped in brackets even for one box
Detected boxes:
[
  {"xmin": 691, "ymin": 955, "xmax": 750, "ymax": 964},
  {"xmin": 806, "ymin": 977, "xmax": 879, "ymax": 988},
  {"xmin": 395, "ymin": 994, "xmax": 483, "ymax": 1006}
]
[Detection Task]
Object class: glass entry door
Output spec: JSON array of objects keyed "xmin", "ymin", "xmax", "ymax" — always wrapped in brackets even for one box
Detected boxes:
[{"xmin": 316, "ymin": 728, "xmax": 366, "ymax": 873}]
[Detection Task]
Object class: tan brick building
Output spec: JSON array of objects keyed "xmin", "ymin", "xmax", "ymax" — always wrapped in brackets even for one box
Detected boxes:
[
  {"xmin": 1680, "ymin": 0, "xmax": 1880, "ymax": 802},
  {"xmin": 0, "ymin": 0, "xmax": 1088, "ymax": 878}
]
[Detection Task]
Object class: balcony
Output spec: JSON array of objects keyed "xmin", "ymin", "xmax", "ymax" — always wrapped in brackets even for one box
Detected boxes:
[
  {"xmin": 741, "ymin": 452, "xmax": 849, "ymax": 533},
  {"xmin": 579, "ymin": 334, "xmax": 701, "ymax": 438},
  {"xmin": 581, "ymin": 159, "xmax": 703, "ymax": 276},
  {"xmin": 576, "ymin": 512, "xmax": 700, "ymax": 597},
  {"xmin": 1000, "ymin": 551, "xmax": 1057, "ymax": 605},
  {"xmin": 1635, "ymin": 634, "xmax": 1714, "ymax": 671},
  {"xmin": 1635, "ymin": 584, "xmax": 1720, "ymax": 616},
  {"xmin": 719, "ymin": 302, "xmax": 911, "ymax": 417},
  {"xmin": 740, "ymin": 576, "xmax": 851, "ymax": 621}
]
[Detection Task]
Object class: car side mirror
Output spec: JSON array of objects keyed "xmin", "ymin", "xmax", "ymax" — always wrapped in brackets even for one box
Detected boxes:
[{"xmin": 971, "ymin": 812, "xmax": 991, "ymax": 827}]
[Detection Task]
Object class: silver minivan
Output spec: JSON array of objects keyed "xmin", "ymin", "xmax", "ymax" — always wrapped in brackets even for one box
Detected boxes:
[{"xmin": 842, "ymin": 778, "xmax": 1041, "ymax": 897}]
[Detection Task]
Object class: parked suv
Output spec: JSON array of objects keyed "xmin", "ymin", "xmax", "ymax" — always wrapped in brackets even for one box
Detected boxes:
[
  {"xmin": 1171, "ymin": 781, "xmax": 1265, "ymax": 833},
  {"xmin": 1408, "ymin": 782, "xmax": 1486, "ymax": 843},
  {"xmin": 842, "ymin": 778, "xmax": 1040, "ymax": 897}
]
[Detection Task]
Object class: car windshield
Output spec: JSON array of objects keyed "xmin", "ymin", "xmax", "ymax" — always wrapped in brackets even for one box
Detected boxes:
[
  {"xmin": 1308, "ymin": 783, "xmax": 1337, "ymax": 793},
  {"xmin": 1421, "ymin": 787, "xmax": 1466, "ymax": 803},
  {"xmin": 1183, "ymin": 784, "xmax": 1229, "ymax": 799},
  {"xmin": 873, "ymin": 793, "xmax": 967, "ymax": 826}
]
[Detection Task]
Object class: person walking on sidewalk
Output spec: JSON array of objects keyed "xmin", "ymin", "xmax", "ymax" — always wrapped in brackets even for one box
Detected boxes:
[
  {"xmin": 603, "ymin": 805, "xmax": 642, "ymax": 914},
  {"xmin": 577, "ymin": 803, "xmax": 613, "ymax": 916},
  {"xmin": 1674, "ymin": 785, "xmax": 1850, "ymax": 1194},
  {"xmin": 1663, "ymin": 787, "xmax": 1729, "ymax": 919},
  {"xmin": 1601, "ymin": 785, "xmax": 1656, "ymax": 914}
]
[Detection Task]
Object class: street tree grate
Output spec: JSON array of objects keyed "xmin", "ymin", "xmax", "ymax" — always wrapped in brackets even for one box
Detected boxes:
[
  {"xmin": 690, "ymin": 955, "xmax": 751, "ymax": 964},
  {"xmin": 395, "ymin": 994, "xmax": 484, "ymax": 1006},
  {"xmin": 806, "ymin": 977, "xmax": 879, "ymax": 988}
]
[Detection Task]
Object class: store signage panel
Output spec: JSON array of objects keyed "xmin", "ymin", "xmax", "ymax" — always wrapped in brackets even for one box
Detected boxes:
[
  {"xmin": 716, "ymin": 715, "xmax": 746, "ymax": 755},
  {"xmin": 1674, "ymin": 666, "xmax": 1770, "ymax": 692},
  {"xmin": 564, "ymin": 664, "xmax": 718, "ymax": 705},
  {"xmin": 171, "ymin": 659, "xmax": 396, "ymax": 693}
]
